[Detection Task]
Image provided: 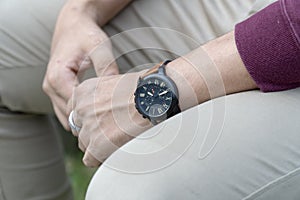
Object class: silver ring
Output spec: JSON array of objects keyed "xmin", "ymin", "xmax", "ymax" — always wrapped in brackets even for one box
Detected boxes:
[{"xmin": 68, "ymin": 111, "xmax": 81, "ymax": 132}]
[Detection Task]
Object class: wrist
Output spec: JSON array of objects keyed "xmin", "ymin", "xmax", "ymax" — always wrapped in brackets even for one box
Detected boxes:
[
  {"xmin": 64, "ymin": 0, "xmax": 132, "ymax": 26},
  {"xmin": 62, "ymin": 0, "xmax": 99, "ymax": 23},
  {"xmin": 166, "ymin": 31, "xmax": 257, "ymax": 112},
  {"xmin": 166, "ymin": 57, "xmax": 208, "ymax": 111},
  {"xmin": 202, "ymin": 31, "xmax": 257, "ymax": 94}
]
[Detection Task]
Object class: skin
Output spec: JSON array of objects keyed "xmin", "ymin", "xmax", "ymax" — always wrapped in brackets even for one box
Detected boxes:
[
  {"xmin": 44, "ymin": 1, "xmax": 257, "ymax": 167},
  {"xmin": 43, "ymin": 0, "xmax": 132, "ymax": 130},
  {"xmin": 66, "ymin": 31, "xmax": 257, "ymax": 167}
]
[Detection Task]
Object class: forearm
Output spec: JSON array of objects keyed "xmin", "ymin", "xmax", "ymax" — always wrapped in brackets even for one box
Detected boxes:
[{"xmin": 166, "ymin": 31, "xmax": 256, "ymax": 110}]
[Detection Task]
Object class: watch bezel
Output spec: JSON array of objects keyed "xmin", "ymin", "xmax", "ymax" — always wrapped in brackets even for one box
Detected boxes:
[{"xmin": 134, "ymin": 73, "xmax": 179, "ymax": 122}]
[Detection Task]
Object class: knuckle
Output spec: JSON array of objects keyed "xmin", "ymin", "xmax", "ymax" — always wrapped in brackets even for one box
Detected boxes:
[
  {"xmin": 43, "ymin": 73, "xmax": 58, "ymax": 94},
  {"xmin": 42, "ymin": 80, "xmax": 50, "ymax": 93},
  {"xmin": 82, "ymin": 149, "xmax": 101, "ymax": 168},
  {"xmin": 47, "ymin": 71, "xmax": 58, "ymax": 87},
  {"xmin": 82, "ymin": 157, "xmax": 95, "ymax": 168}
]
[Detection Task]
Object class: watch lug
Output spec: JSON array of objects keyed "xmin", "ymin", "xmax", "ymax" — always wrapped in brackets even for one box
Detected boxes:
[
  {"xmin": 150, "ymin": 119, "xmax": 158, "ymax": 125},
  {"xmin": 158, "ymin": 66, "xmax": 166, "ymax": 75},
  {"xmin": 137, "ymin": 77, "xmax": 142, "ymax": 85}
]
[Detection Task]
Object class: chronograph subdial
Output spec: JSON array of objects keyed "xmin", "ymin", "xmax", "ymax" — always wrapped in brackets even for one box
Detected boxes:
[{"xmin": 135, "ymin": 79, "xmax": 173, "ymax": 118}]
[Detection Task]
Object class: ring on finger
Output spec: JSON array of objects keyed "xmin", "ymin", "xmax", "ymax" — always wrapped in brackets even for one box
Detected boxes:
[{"xmin": 68, "ymin": 110, "xmax": 81, "ymax": 132}]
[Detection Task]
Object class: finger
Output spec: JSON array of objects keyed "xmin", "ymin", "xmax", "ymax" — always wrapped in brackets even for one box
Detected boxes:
[
  {"xmin": 102, "ymin": 61, "xmax": 119, "ymax": 76},
  {"xmin": 78, "ymin": 139, "xmax": 87, "ymax": 152},
  {"xmin": 53, "ymin": 104, "xmax": 70, "ymax": 131},
  {"xmin": 51, "ymin": 94, "xmax": 69, "ymax": 120},
  {"xmin": 44, "ymin": 65, "xmax": 79, "ymax": 130},
  {"xmin": 48, "ymin": 72, "xmax": 78, "ymax": 130},
  {"xmin": 82, "ymin": 150, "xmax": 101, "ymax": 168},
  {"xmin": 44, "ymin": 59, "xmax": 79, "ymax": 102},
  {"xmin": 56, "ymin": 67, "xmax": 79, "ymax": 101},
  {"xmin": 77, "ymin": 55, "xmax": 93, "ymax": 76},
  {"xmin": 67, "ymin": 89, "xmax": 77, "ymax": 116},
  {"xmin": 89, "ymin": 39, "xmax": 119, "ymax": 77},
  {"xmin": 53, "ymin": 95, "xmax": 69, "ymax": 116}
]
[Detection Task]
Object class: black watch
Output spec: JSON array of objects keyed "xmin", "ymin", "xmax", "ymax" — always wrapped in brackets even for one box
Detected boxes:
[{"xmin": 134, "ymin": 60, "xmax": 181, "ymax": 124}]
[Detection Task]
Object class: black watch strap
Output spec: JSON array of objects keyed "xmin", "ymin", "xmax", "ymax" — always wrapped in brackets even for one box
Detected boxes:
[{"xmin": 169, "ymin": 103, "xmax": 181, "ymax": 117}]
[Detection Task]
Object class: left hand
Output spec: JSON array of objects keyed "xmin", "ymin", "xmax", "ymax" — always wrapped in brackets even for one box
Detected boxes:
[
  {"xmin": 68, "ymin": 72, "xmax": 151, "ymax": 167},
  {"xmin": 43, "ymin": 1, "xmax": 119, "ymax": 130}
]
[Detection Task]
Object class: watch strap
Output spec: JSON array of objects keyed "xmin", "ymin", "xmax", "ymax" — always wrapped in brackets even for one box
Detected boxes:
[
  {"xmin": 169, "ymin": 102, "xmax": 181, "ymax": 116},
  {"xmin": 140, "ymin": 60, "xmax": 172, "ymax": 79}
]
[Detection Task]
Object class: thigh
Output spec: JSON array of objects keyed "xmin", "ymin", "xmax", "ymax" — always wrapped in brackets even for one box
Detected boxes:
[
  {"xmin": 0, "ymin": 0, "xmax": 64, "ymax": 113},
  {"xmin": 103, "ymin": 0, "xmax": 256, "ymax": 73},
  {"xmin": 86, "ymin": 88, "xmax": 300, "ymax": 200},
  {"xmin": 0, "ymin": 110, "xmax": 73, "ymax": 200}
]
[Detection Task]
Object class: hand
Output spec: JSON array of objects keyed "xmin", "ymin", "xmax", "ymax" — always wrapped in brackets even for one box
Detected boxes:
[
  {"xmin": 68, "ymin": 72, "xmax": 151, "ymax": 167},
  {"xmin": 43, "ymin": 2, "xmax": 118, "ymax": 130}
]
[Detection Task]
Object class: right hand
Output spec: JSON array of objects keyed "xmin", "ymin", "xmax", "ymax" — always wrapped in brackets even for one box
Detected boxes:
[{"xmin": 43, "ymin": 1, "xmax": 118, "ymax": 130}]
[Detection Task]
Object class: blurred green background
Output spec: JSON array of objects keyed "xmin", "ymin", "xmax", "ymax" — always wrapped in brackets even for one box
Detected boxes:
[{"xmin": 58, "ymin": 122, "xmax": 97, "ymax": 200}]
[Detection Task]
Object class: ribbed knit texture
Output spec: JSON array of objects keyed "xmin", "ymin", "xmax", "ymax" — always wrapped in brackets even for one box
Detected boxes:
[{"xmin": 235, "ymin": 0, "xmax": 300, "ymax": 92}]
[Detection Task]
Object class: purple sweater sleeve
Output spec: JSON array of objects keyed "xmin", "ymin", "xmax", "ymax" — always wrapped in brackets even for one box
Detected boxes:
[{"xmin": 235, "ymin": 0, "xmax": 300, "ymax": 92}]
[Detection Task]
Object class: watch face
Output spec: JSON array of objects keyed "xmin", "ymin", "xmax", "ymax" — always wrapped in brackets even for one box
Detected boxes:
[{"xmin": 135, "ymin": 77, "xmax": 173, "ymax": 118}]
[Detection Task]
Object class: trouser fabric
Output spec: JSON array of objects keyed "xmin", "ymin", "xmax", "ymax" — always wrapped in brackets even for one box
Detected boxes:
[{"xmin": 0, "ymin": 0, "xmax": 72, "ymax": 199}]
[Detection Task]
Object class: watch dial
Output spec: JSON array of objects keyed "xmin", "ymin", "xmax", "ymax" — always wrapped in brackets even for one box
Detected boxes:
[{"xmin": 136, "ymin": 78, "xmax": 173, "ymax": 118}]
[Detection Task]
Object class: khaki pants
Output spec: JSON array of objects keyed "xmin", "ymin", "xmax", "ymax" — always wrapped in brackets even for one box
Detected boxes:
[
  {"xmin": 1, "ymin": 0, "xmax": 300, "ymax": 200},
  {"xmin": 0, "ymin": 1, "xmax": 72, "ymax": 200}
]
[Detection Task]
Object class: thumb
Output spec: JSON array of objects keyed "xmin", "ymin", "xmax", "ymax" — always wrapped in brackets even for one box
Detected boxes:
[{"xmin": 89, "ymin": 38, "xmax": 119, "ymax": 77}]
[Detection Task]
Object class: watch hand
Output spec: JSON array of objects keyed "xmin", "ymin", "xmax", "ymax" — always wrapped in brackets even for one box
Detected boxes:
[
  {"xmin": 159, "ymin": 90, "xmax": 168, "ymax": 96},
  {"xmin": 147, "ymin": 92, "xmax": 154, "ymax": 96}
]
